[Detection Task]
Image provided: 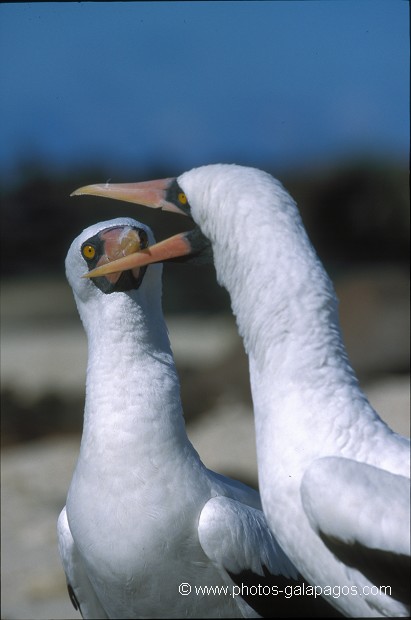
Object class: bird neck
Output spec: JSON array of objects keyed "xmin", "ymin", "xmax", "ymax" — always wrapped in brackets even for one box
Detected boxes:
[
  {"xmin": 213, "ymin": 184, "xmax": 359, "ymax": 397},
  {"xmin": 77, "ymin": 290, "xmax": 189, "ymax": 470},
  {"xmin": 212, "ymin": 185, "xmax": 379, "ymax": 488}
]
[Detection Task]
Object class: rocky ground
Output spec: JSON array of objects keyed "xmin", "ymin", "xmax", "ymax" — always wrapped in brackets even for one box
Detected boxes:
[{"xmin": 1, "ymin": 268, "xmax": 409, "ymax": 620}]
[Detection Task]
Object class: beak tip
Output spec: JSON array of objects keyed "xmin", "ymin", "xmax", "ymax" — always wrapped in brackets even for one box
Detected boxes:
[
  {"xmin": 70, "ymin": 188, "xmax": 84, "ymax": 197},
  {"xmin": 71, "ymin": 184, "xmax": 102, "ymax": 197},
  {"xmin": 71, "ymin": 186, "xmax": 91, "ymax": 197}
]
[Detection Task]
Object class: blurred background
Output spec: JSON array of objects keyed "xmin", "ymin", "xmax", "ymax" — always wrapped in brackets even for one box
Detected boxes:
[{"xmin": 1, "ymin": 2, "xmax": 409, "ymax": 618}]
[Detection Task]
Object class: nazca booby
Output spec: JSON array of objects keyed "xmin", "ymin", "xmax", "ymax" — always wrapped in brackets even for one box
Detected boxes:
[
  {"xmin": 72, "ymin": 165, "xmax": 411, "ymax": 617},
  {"xmin": 58, "ymin": 217, "xmax": 337, "ymax": 619}
]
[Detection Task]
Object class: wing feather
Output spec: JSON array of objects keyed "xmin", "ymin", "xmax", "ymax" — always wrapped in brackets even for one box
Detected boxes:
[
  {"xmin": 301, "ymin": 457, "xmax": 410, "ymax": 609},
  {"xmin": 57, "ymin": 507, "xmax": 109, "ymax": 619},
  {"xmin": 198, "ymin": 496, "xmax": 344, "ymax": 617}
]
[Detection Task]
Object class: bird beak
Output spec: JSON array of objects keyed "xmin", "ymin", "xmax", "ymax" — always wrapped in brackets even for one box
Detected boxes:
[
  {"xmin": 88, "ymin": 226, "xmax": 147, "ymax": 284},
  {"xmin": 71, "ymin": 178, "xmax": 186, "ymax": 215},
  {"xmin": 73, "ymin": 177, "xmax": 210, "ymax": 279},
  {"xmin": 82, "ymin": 231, "xmax": 195, "ymax": 279}
]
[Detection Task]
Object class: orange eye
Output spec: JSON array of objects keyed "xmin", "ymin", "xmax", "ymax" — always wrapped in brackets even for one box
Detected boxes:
[
  {"xmin": 178, "ymin": 192, "xmax": 187, "ymax": 205},
  {"xmin": 82, "ymin": 244, "xmax": 96, "ymax": 260}
]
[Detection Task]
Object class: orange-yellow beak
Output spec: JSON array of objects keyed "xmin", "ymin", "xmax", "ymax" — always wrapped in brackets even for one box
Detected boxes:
[
  {"xmin": 71, "ymin": 178, "xmax": 186, "ymax": 214},
  {"xmin": 72, "ymin": 178, "xmax": 211, "ymax": 279},
  {"xmin": 82, "ymin": 232, "xmax": 195, "ymax": 279},
  {"xmin": 96, "ymin": 226, "xmax": 144, "ymax": 284}
]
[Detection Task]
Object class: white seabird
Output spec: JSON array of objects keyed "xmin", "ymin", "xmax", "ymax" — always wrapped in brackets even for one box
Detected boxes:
[
  {"xmin": 72, "ymin": 165, "xmax": 411, "ymax": 617},
  {"xmin": 58, "ymin": 216, "xmax": 336, "ymax": 619}
]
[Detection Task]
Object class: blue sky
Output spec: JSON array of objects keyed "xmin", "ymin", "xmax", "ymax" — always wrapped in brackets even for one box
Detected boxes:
[{"xmin": 0, "ymin": 1, "xmax": 409, "ymax": 182}]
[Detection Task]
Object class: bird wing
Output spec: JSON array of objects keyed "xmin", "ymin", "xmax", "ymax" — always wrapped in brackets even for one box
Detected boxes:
[
  {"xmin": 301, "ymin": 456, "xmax": 411, "ymax": 608},
  {"xmin": 209, "ymin": 469, "xmax": 263, "ymax": 509},
  {"xmin": 198, "ymin": 495, "xmax": 298, "ymax": 578},
  {"xmin": 198, "ymin": 495, "xmax": 347, "ymax": 617},
  {"xmin": 57, "ymin": 507, "xmax": 109, "ymax": 619},
  {"xmin": 198, "ymin": 495, "xmax": 296, "ymax": 617}
]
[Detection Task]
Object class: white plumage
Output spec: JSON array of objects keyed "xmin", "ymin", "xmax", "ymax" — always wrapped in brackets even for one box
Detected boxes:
[
  {"xmin": 72, "ymin": 165, "xmax": 410, "ymax": 617},
  {"xmin": 58, "ymin": 217, "xmax": 328, "ymax": 619}
]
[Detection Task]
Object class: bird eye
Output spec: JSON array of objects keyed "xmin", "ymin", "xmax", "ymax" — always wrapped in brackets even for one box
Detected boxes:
[
  {"xmin": 178, "ymin": 192, "xmax": 187, "ymax": 205},
  {"xmin": 82, "ymin": 244, "xmax": 96, "ymax": 260}
]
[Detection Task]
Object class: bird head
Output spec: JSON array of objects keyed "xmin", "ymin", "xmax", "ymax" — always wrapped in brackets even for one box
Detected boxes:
[
  {"xmin": 65, "ymin": 218, "xmax": 159, "ymax": 300},
  {"xmin": 69, "ymin": 164, "xmax": 280, "ymax": 280}
]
